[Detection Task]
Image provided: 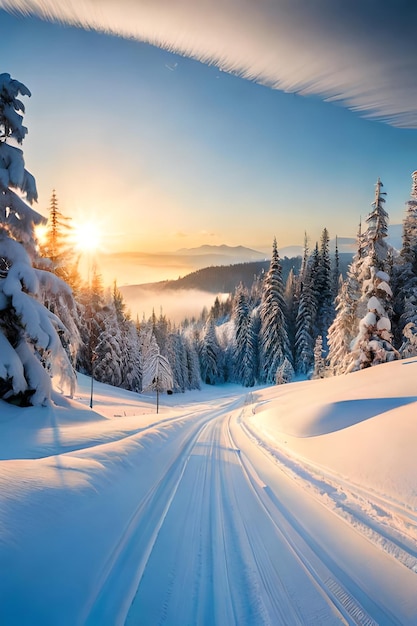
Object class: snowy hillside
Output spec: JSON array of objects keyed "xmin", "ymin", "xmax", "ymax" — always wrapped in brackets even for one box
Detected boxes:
[{"xmin": 1, "ymin": 360, "xmax": 417, "ymax": 625}]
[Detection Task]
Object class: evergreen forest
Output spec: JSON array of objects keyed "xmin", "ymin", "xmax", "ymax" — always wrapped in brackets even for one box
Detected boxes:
[{"xmin": 2, "ymin": 72, "xmax": 417, "ymax": 405}]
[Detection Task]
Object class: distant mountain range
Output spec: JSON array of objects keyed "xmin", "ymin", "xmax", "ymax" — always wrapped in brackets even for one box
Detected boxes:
[
  {"xmin": 102, "ymin": 227, "xmax": 403, "ymax": 292},
  {"xmin": 175, "ymin": 244, "xmax": 267, "ymax": 261},
  {"xmin": 98, "ymin": 244, "xmax": 271, "ymax": 287}
]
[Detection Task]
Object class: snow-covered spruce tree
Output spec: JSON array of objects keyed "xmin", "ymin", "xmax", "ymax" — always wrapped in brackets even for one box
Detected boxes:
[
  {"xmin": 94, "ymin": 298, "xmax": 124, "ymax": 388},
  {"xmin": 259, "ymin": 238, "xmax": 292, "ymax": 384},
  {"xmin": 199, "ymin": 315, "xmax": 221, "ymax": 384},
  {"xmin": 349, "ymin": 269, "xmax": 399, "ymax": 369},
  {"xmin": 315, "ymin": 228, "xmax": 334, "ymax": 350},
  {"xmin": 284, "ymin": 268, "xmax": 297, "ymax": 363},
  {"xmin": 179, "ymin": 323, "xmax": 202, "ymax": 390},
  {"xmin": 242, "ymin": 308, "xmax": 260, "ymax": 387},
  {"xmin": 347, "ymin": 179, "xmax": 399, "ymax": 371},
  {"xmin": 232, "ymin": 283, "xmax": 250, "ymax": 382},
  {"xmin": 393, "ymin": 171, "xmax": 417, "ymax": 356},
  {"xmin": 294, "ymin": 258, "xmax": 317, "ymax": 376},
  {"xmin": 0, "ymin": 73, "xmax": 76, "ymax": 405},
  {"xmin": 332, "ymin": 235, "xmax": 341, "ymax": 299},
  {"xmin": 327, "ymin": 219, "xmax": 365, "ymax": 375},
  {"xmin": 166, "ymin": 330, "xmax": 188, "ymax": 392},
  {"xmin": 312, "ymin": 335, "xmax": 326, "ymax": 379},
  {"xmin": 111, "ymin": 282, "xmax": 141, "ymax": 391},
  {"xmin": 153, "ymin": 310, "xmax": 170, "ymax": 356},
  {"xmin": 327, "ymin": 278, "xmax": 357, "ymax": 375},
  {"xmin": 142, "ymin": 336, "xmax": 173, "ymax": 413},
  {"xmin": 123, "ymin": 320, "xmax": 142, "ymax": 392},
  {"xmin": 296, "ymin": 231, "xmax": 310, "ymax": 301},
  {"xmin": 76, "ymin": 265, "xmax": 106, "ymax": 376},
  {"xmin": 184, "ymin": 337, "xmax": 201, "ymax": 390}
]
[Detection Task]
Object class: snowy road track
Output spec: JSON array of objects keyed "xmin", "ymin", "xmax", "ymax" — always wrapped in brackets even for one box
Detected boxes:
[
  {"xmin": 241, "ymin": 417, "xmax": 417, "ymax": 576},
  {"xmin": 123, "ymin": 411, "xmax": 341, "ymax": 626},
  {"xmin": 2, "ymin": 373, "xmax": 417, "ymax": 626},
  {"xmin": 82, "ymin": 392, "xmax": 417, "ymax": 626}
]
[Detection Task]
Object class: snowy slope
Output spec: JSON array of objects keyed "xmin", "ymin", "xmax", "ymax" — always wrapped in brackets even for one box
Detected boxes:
[{"xmin": 0, "ymin": 363, "xmax": 417, "ymax": 625}]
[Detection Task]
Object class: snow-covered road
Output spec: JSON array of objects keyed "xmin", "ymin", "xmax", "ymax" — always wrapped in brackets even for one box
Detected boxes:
[
  {"xmin": 82, "ymin": 391, "xmax": 417, "ymax": 626},
  {"xmin": 2, "ymin": 370, "xmax": 417, "ymax": 626}
]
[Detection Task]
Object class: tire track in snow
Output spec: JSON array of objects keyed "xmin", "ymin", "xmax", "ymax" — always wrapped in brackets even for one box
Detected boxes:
[
  {"xmin": 232, "ymin": 409, "xmax": 413, "ymax": 625},
  {"xmin": 241, "ymin": 414, "xmax": 417, "ymax": 575},
  {"xmin": 83, "ymin": 401, "xmax": 234, "ymax": 626},
  {"xmin": 125, "ymin": 409, "xmax": 348, "ymax": 625}
]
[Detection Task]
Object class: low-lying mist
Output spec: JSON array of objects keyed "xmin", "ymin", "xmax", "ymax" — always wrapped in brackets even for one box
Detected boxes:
[{"xmin": 121, "ymin": 287, "xmax": 229, "ymax": 324}]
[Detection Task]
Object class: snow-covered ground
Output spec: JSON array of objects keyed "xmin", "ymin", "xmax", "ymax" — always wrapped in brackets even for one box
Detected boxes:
[{"xmin": 1, "ymin": 360, "xmax": 417, "ymax": 625}]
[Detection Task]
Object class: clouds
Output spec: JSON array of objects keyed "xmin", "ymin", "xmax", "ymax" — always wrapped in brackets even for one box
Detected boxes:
[{"xmin": 2, "ymin": 1, "xmax": 417, "ymax": 128}]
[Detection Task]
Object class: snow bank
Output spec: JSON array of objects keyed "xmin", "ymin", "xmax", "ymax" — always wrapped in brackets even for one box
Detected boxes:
[{"xmin": 245, "ymin": 358, "xmax": 417, "ymax": 509}]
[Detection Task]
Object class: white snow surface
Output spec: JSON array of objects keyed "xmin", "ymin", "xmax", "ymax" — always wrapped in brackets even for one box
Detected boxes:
[{"xmin": 1, "ymin": 359, "xmax": 417, "ymax": 625}]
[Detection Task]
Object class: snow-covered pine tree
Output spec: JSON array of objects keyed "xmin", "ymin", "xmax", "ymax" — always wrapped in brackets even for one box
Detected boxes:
[
  {"xmin": 365, "ymin": 179, "xmax": 389, "ymax": 267},
  {"xmin": 0, "ymin": 73, "xmax": 76, "ymax": 405},
  {"xmin": 153, "ymin": 310, "xmax": 170, "ymax": 356},
  {"xmin": 393, "ymin": 171, "xmax": 417, "ymax": 356},
  {"xmin": 76, "ymin": 264, "xmax": 106, "ymax": 376},
  {"xmin": 349, "ymin": 269, "xmax": 400, "ymax": 369},
  {"xmin": 315, "ymin": 228, "xmax": 334, "ymax": 351},
  {"xmin": 199, "ymin": 315, "xmax": 221, "ymax": 385},
  {"xmin": 142, "ymin": 337, "xmax": 173, "ymax": 413},
  {"xmin": 332, "ymin": 235, "xmax": 341, "ymax": 299},
  {"xmin": 296, "ymin": 232, "xmax": 310, "ymax": 300},
  {"xmin": 284, "ymin": 268, "xmax": 297, "ymax": 363},
  {"xmin": 327, "ymin": 219, "xmax": 365, "ymax": 374},
  {"xmin": 327, "ymin": 278, "xmax": 357, "ymax": 375},
  {"xmin": 138, "ymin": 323, "xmax": 156, "ymax": 379},
  {"xmin": 94, "ymin": 301, "xmax": 124, "ymax": 388},
  {"xmin": 400, "ymin": 171, "xmax": 417, "ymax": 266},
  {"xmin": 294, "ymin": 258, "xmax": 317, "ymax": 376},
  {"xmin": 242, "ymin": 307, "xmax": 260, "ymax": 386},
  {"xmin": 347, "ymin": 179, "xmax": 399, "ymax": 370},
  {"xmin": 166, "ymin": 329, "xmax": 188, "ymax": 392},
  {"xmin": 111, "ymin": 282, "xmax": 142, "ymax": 391},
  {"xmin": 229, "ymin": 280, "xmax": 259, "ymax": 386},
  {"xmin": 309, "ymin": 241, "xmax": 321, "ymax": 332},
  {"xmin": 312, "ymin": 335, "xmax": 326, "ymax": 379},
  {"xmin": 259, "ymin": 238, "xmax": 292, "ymax": 384},
  {"xmin": 127, "ymin": 321, "xmax": 143, "ymax": 391},
  {"xmin": 180, "ymin": 326, "xmax": 201, "ymax": 390},
  {"xmin": 232, "ymin": 283, "xmax": 250, "ymax": 382}
]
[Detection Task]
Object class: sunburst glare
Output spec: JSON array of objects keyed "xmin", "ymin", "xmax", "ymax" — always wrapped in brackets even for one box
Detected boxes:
[{"xmin": 73, "ymin": 220, "xmax": 102, "ymax": 253}]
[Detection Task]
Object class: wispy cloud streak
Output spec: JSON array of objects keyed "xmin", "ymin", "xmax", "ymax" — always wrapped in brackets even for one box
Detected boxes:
[{"xmin": 2, "ymin": 0, "xmax": 417, "ymax": 127}]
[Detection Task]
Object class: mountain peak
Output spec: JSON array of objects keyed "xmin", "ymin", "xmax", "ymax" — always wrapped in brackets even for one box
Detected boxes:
[{"xmin": 175, "ymin": 244, "xmax": 265, "ymax": 258}]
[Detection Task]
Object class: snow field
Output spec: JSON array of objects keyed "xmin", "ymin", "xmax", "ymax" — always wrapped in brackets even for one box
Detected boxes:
[{"xmin": 0, "ymin": 361, "xmax": 417, "ymax": 625}]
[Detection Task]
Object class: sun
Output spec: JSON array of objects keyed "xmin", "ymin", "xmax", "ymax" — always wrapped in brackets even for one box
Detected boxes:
[{"xmin": 73, "ymin": 221, "xmax": 102, "ymax": 253}]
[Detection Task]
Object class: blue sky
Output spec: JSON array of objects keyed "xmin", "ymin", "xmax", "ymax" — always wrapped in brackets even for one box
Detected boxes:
[{"xmin": 1, "ymin": 2, "xmax": 417, "ymax": 260}]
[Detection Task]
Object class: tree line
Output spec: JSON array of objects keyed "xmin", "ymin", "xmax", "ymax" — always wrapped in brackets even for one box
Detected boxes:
[
  {"xmin": 1, "ymin": 72, "xmax": 417, "ymax": 406},
  {"xmin": 38, "ymin": 171, "xmax": 417, "ymax": 395}
]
